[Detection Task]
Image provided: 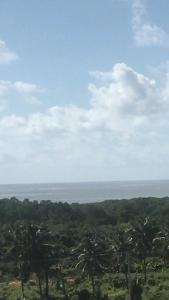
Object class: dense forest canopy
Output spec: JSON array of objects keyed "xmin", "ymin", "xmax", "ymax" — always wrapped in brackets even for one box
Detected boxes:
[
  {"xmin": 0, "ymin": 196, "xmax": 169, "ymax": 226},
  {"xmin": 0, "ymin": 197, "xmax": 169, "ymax": 300}
]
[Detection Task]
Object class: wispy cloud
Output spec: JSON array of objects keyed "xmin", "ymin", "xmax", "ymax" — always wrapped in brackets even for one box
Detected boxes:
[
  {"xmin": 0, "ymin": 40, "xmax": 18, "ymax": 64},
  {"xmin": 13, "ymin": 81, "xmax": 41, "ymax": 94},
  {"xmin": 132, "ymin": 0, "xmax": 169, "ymax": 47},
  {"xmin": 0, "ymin": 80, "xmax": 41, "ymax": 110}
]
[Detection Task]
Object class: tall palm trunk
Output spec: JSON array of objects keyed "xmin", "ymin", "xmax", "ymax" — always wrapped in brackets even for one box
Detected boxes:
[
  {"xmin": 61, "ymin": 277, "xmax": 67, "ymax": 299},
  {"xmin": 91, "ymin": 274, "xmax": 95, "ymax": 298},
  {"xmin": 37, "ymin": 274, "xmax": 44, "ymax": 300},
  {"xmin": 143, "ymin": 257, "xmax": 147, "ymax": 284},
  {"xmin": 125, "ymin": 271, "xmax": 128, "ymax": 289},
  {"xmin": 19, "ymin": 263, "xmax": 25, "ymax": 299},
  {"xmin": 45, "ymin": 270, "xmax": 49, "ymax": 299},
  {"xmin": 21, "ymin": 279, "xmax": 25, "ymax": 299},
  {"xmin": 127, "ymin": 252, "xmax": 132, "ymax": 300}
]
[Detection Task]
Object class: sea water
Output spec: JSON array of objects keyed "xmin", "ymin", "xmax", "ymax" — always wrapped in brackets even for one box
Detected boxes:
[{"xmin": 0, "ymin": 180, "xmax": 169, "ymax": 203}]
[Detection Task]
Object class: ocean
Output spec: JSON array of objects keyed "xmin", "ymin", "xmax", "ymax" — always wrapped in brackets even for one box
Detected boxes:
[{"xmin": 0, "ymin": 180, "xmax": 169, "ymax": 203}]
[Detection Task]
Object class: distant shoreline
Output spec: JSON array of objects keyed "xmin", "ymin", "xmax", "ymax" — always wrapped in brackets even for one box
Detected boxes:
[{"xmin": 0, "ymin": 178, "xmax": 169, "ymax": 186}]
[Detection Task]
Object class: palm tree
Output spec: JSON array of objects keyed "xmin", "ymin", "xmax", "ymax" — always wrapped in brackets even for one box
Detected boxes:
[
  {"xmin": 7, "ymin": 225, "xmax": 31, "ymax": 299},
  {"xmin": 55, "ymin": 264, "xmax": 68, "ymax": 299},
  {"xmin": 27, "ymin": 224, "xmax": 55, "ymax": 300},
  {"xmin": 6, "ymin": 224, "xmax": 41, "ymax": 299},
  {"xmin": 112, "ymin": 226, "xmax": 133, "ymax": 289},
  {"xmin": 75, "ymin": 232, "xmax": 108, "ymax": 298},
  {"xmin": 131, "ymin": 217, "xmax": 157, "ymax": 284},
  {"xmin": 152, "ymin": 227, "xmax": 169, "ymax": 268}
]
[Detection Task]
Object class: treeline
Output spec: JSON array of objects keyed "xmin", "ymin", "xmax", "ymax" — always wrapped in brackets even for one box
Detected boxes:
[{"xmin": 0, "ymin": 196, "xmax": 169, "ymax": 226}]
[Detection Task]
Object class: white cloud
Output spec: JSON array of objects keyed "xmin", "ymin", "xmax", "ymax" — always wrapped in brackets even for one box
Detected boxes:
[
  {"xmin": 0, "ymin": 40, "xmax": 18, "ymax": 64},
  {"xmin": 0, "ymin": 63, "xmax": 168, "ymax": 136},
  {"xmin": 1, "ymin": 63, "xmax": 169, "ymax": 182},
  {"xmin": 132, "ymin": 0, "xmax": 169, "ymax": 47},
  {"xmin": 89, "ymin": 63, "xmax": 160, "ymax": 118}
]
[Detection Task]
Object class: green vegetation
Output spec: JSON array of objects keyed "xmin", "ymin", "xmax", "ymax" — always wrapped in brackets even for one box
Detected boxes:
[{"xmin": 0, "ymin": 196, "xmax": 169, "ymax": 299}]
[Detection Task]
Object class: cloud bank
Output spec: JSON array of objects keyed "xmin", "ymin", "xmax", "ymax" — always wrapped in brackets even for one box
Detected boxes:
[
  {"xmin": 1, "ymin": 63, "xmax": 169, "ymax": 182},
  {"xmin": 3, "ymin": 63, "xmax": 166, "ymax": 135},
  {"xmin": 0, "ymin": 63, "xmax": 165, "ymax": 135}
]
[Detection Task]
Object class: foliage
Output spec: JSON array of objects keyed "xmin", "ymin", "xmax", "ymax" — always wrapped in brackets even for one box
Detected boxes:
[{"xmin": 0, "ymin": 197, "xmax": 169, "ymax": 299}]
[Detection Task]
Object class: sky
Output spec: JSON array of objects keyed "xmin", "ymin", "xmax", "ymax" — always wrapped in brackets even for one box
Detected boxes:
[{"xmin": 0, "ymin": 0, "xmax": 169, "ymax": 183}]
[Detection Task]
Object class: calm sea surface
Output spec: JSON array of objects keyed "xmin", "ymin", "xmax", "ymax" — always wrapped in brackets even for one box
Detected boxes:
[{"xmin": 0, "ymin": 180, "xmax": 169, "ymax": 203}]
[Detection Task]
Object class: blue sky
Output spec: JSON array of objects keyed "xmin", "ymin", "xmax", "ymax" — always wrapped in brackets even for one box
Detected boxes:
[{"xmin": 0, "ymin": 0, "xmax": 169, "ymax": 183}]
